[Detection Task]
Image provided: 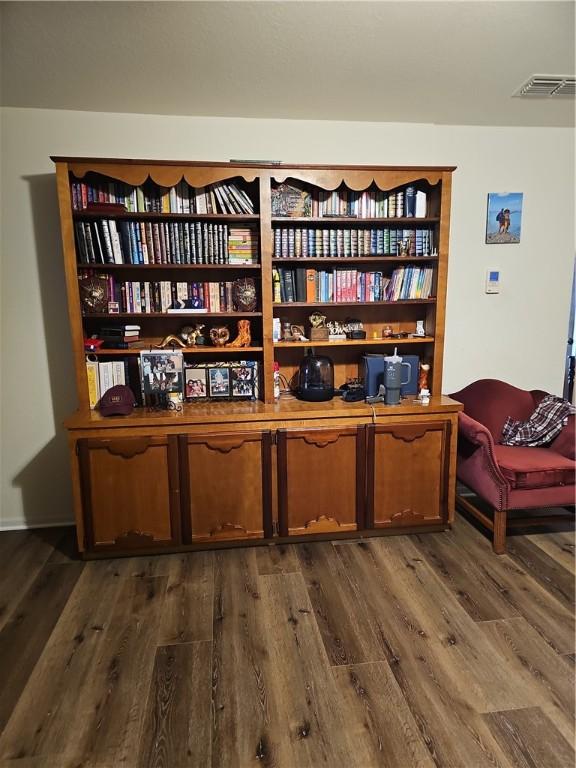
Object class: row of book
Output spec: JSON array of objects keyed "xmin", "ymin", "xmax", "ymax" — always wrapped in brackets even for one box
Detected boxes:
[
  {"xmin": 72, "ymin": 178, "xmax": 256, "ymax": 214},
  {"xmin": 273, "ymin": 266, "xmax": 434, "ymax": 303},
  {"xmin": 80, "ymin": 272, "xmax": 256, "ymax": 314},
  {"xmin": 273, "ymin": 227, "xmax": 435, "ymax": 259},
  {"xmin": 272, "ymin": 183, "xmax": 428, "ymax": 219},
  {"xmin": 75, "ymin": 220, "xmax": 259, "ymax": 266}
]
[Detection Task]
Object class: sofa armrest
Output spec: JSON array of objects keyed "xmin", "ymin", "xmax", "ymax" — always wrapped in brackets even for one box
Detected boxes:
[
  {"xmin": 549, "ymin": 414, "xmax": 576, "ymax": 460},
  {"xmin": 457, "ymin": 412, "xmax": 509, "ymax": 497},
  {"xmin": 458, "ymin": 411, "xmax": 497, "ymax": 451}
]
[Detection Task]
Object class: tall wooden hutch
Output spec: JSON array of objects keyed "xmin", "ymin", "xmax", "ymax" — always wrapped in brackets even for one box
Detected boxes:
[{"xmin": 53, "ymin": 157, "xmax": 462, "ymax": 557}]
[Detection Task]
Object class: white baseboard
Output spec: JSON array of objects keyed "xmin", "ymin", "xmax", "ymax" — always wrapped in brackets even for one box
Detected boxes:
[{"xmin": 0, "ymin": 520, "xmax": 74, "ymax": 532}]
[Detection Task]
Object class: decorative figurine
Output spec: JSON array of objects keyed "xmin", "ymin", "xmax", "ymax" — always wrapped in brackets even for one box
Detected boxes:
[
  {"xmin": 327, "ymin": 320, "xmax": 346, "ymax": 340},
  {"xmin": 309, "ymin": 311, "xmax": 329, "ymax": 341},
  {"xmin": 290, "ymin": 324, "xmax": 308, "ymax": 341},
  {"xmin": 156, "ymin": 334, "xmax": 187, "ymax": 349},
  {"xmin": 209, "ymin": 326, "xmax": 230, "ymax": 346},
  {"xmin": 179, "ymin": 324, "xmax": 205, "ymax": 347},
  {"xmin": 383, "ymin": 325, "xmax": 393, "ymax": 338},
  {"xmin": 418, "ymin": 363, "xmax": 431, "ymax": 393},
  {"xmin": 226, "ymin": 319, "xmax": 252, "ymax": 348},
  {"xmin": 232, "ymin": 278, "xmax": 257, "ymax": 312},
  {"xmin": 414, "ymin": 320, "xmax": 425, "ymax": 337}
]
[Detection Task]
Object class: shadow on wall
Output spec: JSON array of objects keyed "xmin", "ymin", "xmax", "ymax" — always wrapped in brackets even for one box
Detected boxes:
[{"xmin": 11, "ymin": 173, "xmax": 77, "ymax": 528}]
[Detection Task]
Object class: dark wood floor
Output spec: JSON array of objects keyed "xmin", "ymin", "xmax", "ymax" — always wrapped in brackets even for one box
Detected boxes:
[{"xmin": 0, "ymin": 514, "xmax": 574, "ymax": 768}]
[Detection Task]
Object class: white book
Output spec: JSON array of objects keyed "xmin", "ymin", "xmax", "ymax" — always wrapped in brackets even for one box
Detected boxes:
[
  {"xmin": 112, "ymin": 360, "xmax": 126, "ymax": 386},
  {"xmin": 107, "ymin": 219, "xmax": 124, "ymax": 264},
  {"xmin": 415, "ymin": 191, "xmax": 427, "ymax": 218},
  {"xmin": 98, "ymin": 361, "xmax": 114, "ymax": 399}
]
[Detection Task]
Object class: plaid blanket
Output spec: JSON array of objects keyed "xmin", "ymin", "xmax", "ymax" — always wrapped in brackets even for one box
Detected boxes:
[{"xmin": 501, "ymin": 395, "xmax": 575, "ymax": 447}]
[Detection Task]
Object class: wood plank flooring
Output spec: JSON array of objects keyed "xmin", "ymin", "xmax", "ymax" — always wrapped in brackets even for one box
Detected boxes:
[{"xmin": 0, "ymin": 515, "xmax": 573, "ymax": 768}]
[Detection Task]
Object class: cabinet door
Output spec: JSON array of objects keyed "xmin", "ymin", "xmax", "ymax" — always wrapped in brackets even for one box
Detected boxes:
[
  {"xmin": 180, "ymin": 432, "xmax": 272, "ymax": 543},
  {"xmin": 366, "ymin": 421, "xmax": 450, "ymax": 528},
  {"xmin": 277, "ymin": 426, "xmax": 365, "ymax": 536},
  {"xmin": 78, "ymin": 435, "xmax": 181, "ymax": 551}
]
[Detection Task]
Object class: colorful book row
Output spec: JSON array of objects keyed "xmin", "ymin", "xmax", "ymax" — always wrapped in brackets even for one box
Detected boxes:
[
  {"xmin": 272, "ymin": 183, "xmax": 427, "ymax": 218},
  {"xmin": 273, "ymin": 266, "xmax": 434, "ymax": 304},
  {"xmin": 75, "ymin": 220, "xmax": 258, "ymax": 266},
  {"xmin": 273, "ymin": 227, "xmax": 435, "ymax": 258},
  {"xmin": 72, "ymin": 178, "xmax": 255, "ymax": 214}
]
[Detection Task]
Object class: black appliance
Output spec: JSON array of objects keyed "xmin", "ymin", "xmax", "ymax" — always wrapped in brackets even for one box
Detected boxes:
[{"xmin": 297, "ymin": 353, "xmax": 334, "ymax": 402}]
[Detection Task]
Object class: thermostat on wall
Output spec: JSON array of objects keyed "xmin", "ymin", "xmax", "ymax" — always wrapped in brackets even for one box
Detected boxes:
[{"xmin": 486, "ymin": 270, "xmax": 500, "ymax": 294}]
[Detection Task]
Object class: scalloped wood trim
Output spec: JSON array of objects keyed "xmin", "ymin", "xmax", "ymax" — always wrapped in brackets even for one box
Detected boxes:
[
  {"xmin": 114, "ymin": 529, "xmax": 155, "ymax": 547},
  {"xmin": 68, "ymin": 163, "xmax": 260, "ymax": 188},
  {"xmin": 391, "ymin": 509, "xmax": 426, "ymax": 522},
  {"xmin": 301, "ymin": 433, "xmax": 341, "ymax": 448},
  {"xmin": 104, "ymin": 438, "xmax": 151, "ymax": 458},
  {"xmin": 301, "ymin": 515, "xmax": 356, "ymax": 533},
  {"xmin": 206, "ymin": 522, "xmax": 261, "ymax": 540},
  {"xmin": 272, "ymin": 169, "xmax": 443, "ymax": 192}
]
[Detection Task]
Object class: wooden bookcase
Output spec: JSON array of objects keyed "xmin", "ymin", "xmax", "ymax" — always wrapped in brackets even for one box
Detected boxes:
[{"xmin": 53, "ymin": 157, "xmax": 462, "ymax": 557}]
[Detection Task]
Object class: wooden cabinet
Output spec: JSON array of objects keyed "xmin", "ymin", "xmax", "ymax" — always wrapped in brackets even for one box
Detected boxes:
[
  {"xmin": 179, "ymin": 431, "xmax": 272, "ymax": 542},
  {"xmin": 366, "ymin": 420, "xmax": 451, "ymax": 528},
  {"xmin": 78, "ymin": 435, "xmax": 181, "ymax": 551},
  {"xmin": 54, "ymin": 157, "xmax": 461, "ymax": 557},
  {"xmin": 277, "ymin": 426, "xmax": 365, "ymax": 536}
]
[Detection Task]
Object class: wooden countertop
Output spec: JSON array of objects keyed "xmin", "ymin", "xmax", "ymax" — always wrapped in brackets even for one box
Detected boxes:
[{"xmin": 65, "ymin": 394, "xmax": 463, "ymax": 430}]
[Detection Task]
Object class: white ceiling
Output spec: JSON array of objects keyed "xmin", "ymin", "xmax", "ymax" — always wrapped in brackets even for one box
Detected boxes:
[{"xmin": 1, "ymin": 1, "xmax": 574, "ymax": 127}]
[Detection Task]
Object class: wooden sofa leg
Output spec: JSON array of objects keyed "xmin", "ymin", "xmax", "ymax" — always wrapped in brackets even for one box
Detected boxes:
[{"xmin": 493, "ymin": 510, "xmax": 507, "ymax": 554}]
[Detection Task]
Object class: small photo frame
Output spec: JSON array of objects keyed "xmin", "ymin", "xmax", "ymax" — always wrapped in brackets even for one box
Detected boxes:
[
  {"xmin": 231, "ymin": 365, "xmax": 254, "ymax": 398},
  {"xmin": 486, "ymin": 192, "xmax": 523, "ymax": 244},
  {"xmin": 208, "ymin": 367, "xmax": 230, "ymax": 397},
  {"xmin": 185, "ymin": 367, "xmax": 207, "ymax": 400}
]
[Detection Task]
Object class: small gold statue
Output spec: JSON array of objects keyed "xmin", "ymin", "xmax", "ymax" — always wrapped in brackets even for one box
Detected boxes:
[
  {"xmin": 156, "ymin": 334, "xmax": 186, "ymax": 349},
  {"xmin": 308, "ymin": 311, "xmax": 329, "ymax": 341}
]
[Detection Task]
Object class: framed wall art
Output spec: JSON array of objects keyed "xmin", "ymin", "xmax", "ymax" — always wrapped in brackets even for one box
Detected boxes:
[{"xmin": 486, "ymin": 192, "xmax": 523, "ymax": 244}]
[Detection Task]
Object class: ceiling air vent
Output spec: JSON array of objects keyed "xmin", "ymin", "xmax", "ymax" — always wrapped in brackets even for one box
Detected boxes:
[{"xmin": 514, "ymin": 75, "xmax": 576, "ymax": 98}]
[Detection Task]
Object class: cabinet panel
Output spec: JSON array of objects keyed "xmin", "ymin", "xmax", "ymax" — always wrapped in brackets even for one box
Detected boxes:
[
  {"xmin": 78, "ymin": 435, "xmax": 180, "ymax": 551},
  {"xmin": 367, "ymin": 421, "xmax": 450, "ymax": 528},
  {"xmin": 277, "ymin": 426, "xmax": 365, "ymax": 536},
  {"xmin": 180, "ymin": 432, "xmax": 272, "ymax": 543}
]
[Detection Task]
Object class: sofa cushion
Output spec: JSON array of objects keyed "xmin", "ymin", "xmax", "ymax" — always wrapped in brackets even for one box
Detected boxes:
[{"xmin": 494, "ymin": 445, "xmax": 575, "ymax": 490}]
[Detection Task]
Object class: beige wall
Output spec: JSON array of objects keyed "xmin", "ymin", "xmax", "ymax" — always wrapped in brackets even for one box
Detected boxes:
[{"xmin": 1, "ymin": 107, "xmax": 574, "ymax": 528}]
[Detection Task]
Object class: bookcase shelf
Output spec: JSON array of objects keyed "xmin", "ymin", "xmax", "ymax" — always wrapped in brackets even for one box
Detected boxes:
[
  {"xmin": 272, "ymin": 256, "xmax": 438, "ymax": 265},
  {"xmin": 53, "ymin": 157, "xmax": 460, "ymax": 559},
  {"xmin": 75, "ymin": 212, "xmax": 260, "ymax": 223},
  {"xmin": 85, "ymin": 263, "xmax": 261, "ymax": 270},
  {"xmin": 54, "ymin": 158, "xmax": 454, "ymax": 410},
  {"xmin": 83, "ymin": 311, "xmax": 263, "ymax": 318},
  {"xmin": 274, "ymin": 337, "xmax": 434, "ymax": 349},
  {"xmin": 273, "ymin": 300, "xmax": 436, "ymax": 308},
  {"xmin": 90, "ymin": 345, "xmax": 264, "ymax": 356},
  {"xmin": 271, "ymin": 217, "xmax": 440, "ymax": 224}
]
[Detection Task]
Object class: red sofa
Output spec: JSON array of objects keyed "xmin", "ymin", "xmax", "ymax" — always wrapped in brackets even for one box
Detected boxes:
[{"xmin": 450, "ymin": 379, "xmax": 575, "ymax": 553}]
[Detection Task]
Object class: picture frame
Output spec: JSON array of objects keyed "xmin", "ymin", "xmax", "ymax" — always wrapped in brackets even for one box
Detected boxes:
[
  {"xmin": 140, "ymin": 351, "xmax": 184, "ymax": 402},
  {"xmin": 486, "ymin": 192, "xmax": 523, "ymax": 244},
  {"xmin": 208, "ymin": 366, "xmax": 230, "ymax": 397},
  {"xmin": 184, "ymin": 366, "xmax": 207, "ymax": 400},
  {"xmin": 231, "ymin": 365, "xmax": 254, "ymax": 398}
]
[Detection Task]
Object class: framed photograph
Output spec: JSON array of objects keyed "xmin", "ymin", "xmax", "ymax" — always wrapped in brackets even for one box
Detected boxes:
[
  {"xmin": 486, "ymin": 192, "xmax": 523, "ymax": 244},
  {"xmin": 140, "ymin": 351, "xmax": 183, "ymax": 401},
  {"xmin": 231, "ymin": 365, "xmax": 254, "ymax": 398},
  {"xmin": 208, "ymin": 366, "xmax": 230, "ymax": 397},
  {"xmin": 185, "ymin": 366, "xmax": 207, "ymax": 400}
]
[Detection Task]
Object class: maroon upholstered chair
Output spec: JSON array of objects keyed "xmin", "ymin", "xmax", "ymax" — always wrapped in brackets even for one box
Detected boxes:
[{"xmin": 450, "ymin": 379, "xmax": 575, "ymax": 553}]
